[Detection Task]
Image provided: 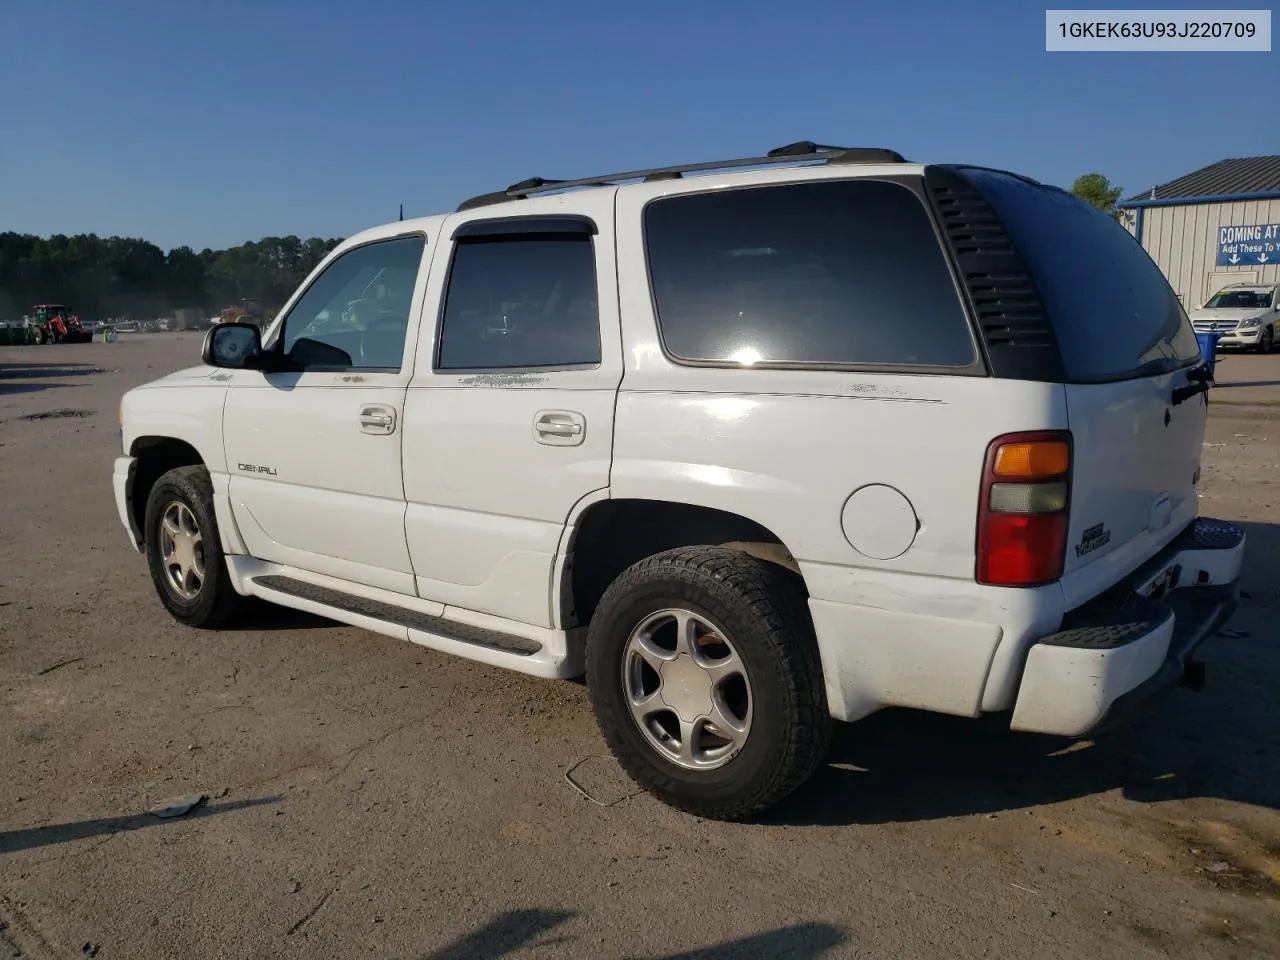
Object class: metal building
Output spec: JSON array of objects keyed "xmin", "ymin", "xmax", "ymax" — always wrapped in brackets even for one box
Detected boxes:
[{"xmin": 1119, "ymin": 156, "xmax": 1280, "ymax": 311}]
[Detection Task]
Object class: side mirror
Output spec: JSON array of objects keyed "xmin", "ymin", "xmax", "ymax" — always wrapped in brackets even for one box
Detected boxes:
[{"xmin": 202, "ymin": 322, "xmax": 264, "ymax": 369}]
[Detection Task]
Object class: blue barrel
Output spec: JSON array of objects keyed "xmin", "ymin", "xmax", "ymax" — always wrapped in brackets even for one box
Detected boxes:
[{"xmin": 1195, "ymin": 332, "xmax": 1222, "ymax": 379}]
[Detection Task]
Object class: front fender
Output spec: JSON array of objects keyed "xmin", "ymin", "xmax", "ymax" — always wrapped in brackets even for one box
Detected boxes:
[{"xmin": 122, "ymin": 381, "xmax": 230, "ymax": 474}]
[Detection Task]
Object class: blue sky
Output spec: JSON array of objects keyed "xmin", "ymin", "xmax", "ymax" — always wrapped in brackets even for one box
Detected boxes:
[{"xmin": 2, "ymin": 0, "xmax": 1275, "ymax": 251}]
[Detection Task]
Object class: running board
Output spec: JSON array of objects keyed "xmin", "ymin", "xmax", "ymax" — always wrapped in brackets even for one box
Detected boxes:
[{"xmin": 251, "ymin": 575, "xmax": 542, "ymax": 656}]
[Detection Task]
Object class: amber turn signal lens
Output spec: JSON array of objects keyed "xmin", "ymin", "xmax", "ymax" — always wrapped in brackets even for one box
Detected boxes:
[{"xmin": 992, "ymin": 441, "xmax": 1070, "ymax": 479}]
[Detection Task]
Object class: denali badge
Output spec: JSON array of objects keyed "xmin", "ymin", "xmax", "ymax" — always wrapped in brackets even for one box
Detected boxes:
[
  {"xmin": 238, "ymin": 463, "xmax": 278, "ymax": 476},
  {"xmin": 1075, "ymin": 522, "xmax": 1111, "ymax": 557}
]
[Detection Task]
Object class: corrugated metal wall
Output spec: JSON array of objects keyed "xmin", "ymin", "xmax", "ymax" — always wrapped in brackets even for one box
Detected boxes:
[{"xmin": 1128, "ymin": 198, "xmax": 1280, "ymax": 309}]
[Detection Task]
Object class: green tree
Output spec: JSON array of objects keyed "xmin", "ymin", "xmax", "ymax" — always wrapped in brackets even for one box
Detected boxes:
[
  {"xmin": 0, "ymin": 231, "xmax": 344, "ymax": 323},
  {"xmin": 1070, "ymin": 173, "xmax": 1123, "ymax": 219}
]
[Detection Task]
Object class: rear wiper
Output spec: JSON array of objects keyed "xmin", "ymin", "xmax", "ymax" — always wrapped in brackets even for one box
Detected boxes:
[{"xmin": 1172, "ymin": 361, "xmax": 1213, "ymax": 406}]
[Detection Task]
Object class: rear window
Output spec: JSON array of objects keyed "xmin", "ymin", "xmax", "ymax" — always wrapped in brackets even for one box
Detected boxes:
[
  {"xmin": 643, "ymin": 179, "xmax": 977, "ymax": 369},
  {"xmin": 963, "ymin": 169, "xmax": 1200, "ymax": 382}
]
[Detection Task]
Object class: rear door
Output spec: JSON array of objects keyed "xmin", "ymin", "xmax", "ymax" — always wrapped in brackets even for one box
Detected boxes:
[
  {"xmin": 965, "ymin": 171, "xmax": 1207, "ymax": 608},
  {"xmin": 401, "ymin": 193, "xmax": 623, "ymax": 628}
]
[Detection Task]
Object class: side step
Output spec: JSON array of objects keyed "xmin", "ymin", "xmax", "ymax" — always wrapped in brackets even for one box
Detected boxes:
[{"xmin": 251, "ymin": 575, "xmax": 542, "ymax": 656}]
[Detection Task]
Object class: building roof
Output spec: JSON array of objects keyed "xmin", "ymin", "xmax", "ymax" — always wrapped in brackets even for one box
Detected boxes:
[{"xmin": 1121, "ymin": 155, "xmax": 1280, "ymax": 206}]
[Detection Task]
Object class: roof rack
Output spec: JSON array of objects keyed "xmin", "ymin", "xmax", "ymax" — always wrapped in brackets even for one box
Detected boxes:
[{"xmin": 456, "ymin": 141, "xmax": 908, "ymax": 211}]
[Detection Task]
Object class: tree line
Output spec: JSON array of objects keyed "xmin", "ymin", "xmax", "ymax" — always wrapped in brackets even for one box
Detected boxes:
[
  {"xmin": 0, "ymin": 233, "xmax": 343, "ymax": 322},
  {"xmin": 0, "ymin": 173, "xmax": 1127, "ymax": 324}
]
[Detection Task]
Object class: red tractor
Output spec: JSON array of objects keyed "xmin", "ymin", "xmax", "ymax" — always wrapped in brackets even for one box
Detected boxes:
[{"xmin": 30, "ymin": 304, "xmax": 92, "ymax": 344}]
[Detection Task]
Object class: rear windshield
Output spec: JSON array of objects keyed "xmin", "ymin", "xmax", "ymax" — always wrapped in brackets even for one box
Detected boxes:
[
  {"xmin": 963, "ymin": 169, "xmax": 1201, "ymax": 382},
  {"xmin": 643, "ymin": 179, "xmax": 978, "ymax": 369}
]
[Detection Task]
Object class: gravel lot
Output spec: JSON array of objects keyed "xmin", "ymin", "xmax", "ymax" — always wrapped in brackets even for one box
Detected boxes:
[{"xmin": 2, "ymin": 334, "xmax": 1277, "ymax": 959}]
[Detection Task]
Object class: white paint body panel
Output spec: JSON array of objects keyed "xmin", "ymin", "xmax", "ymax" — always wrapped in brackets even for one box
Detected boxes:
[
  {"xmin": 1059, "ymin": 373, "xmax": 1207, "ymax": 611},
  {"xmin": 223, "ymin": 376, "xmax": 416, "ymax": 594},
  {"xmin": 112, "ymin": 456, "xmax": 137, "ymax": 552},
  {"xmin": 119, "ymin": 368, "xmax": 229, "ymax": 474}
]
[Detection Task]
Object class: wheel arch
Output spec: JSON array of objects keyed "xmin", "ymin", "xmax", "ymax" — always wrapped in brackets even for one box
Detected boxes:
[
  {"xmin": 127, "ymin": 436, "xmax": 208, "ymax": 546},
  {"xmin": 558, "ymin": 497, "xmax": 806, "ymax": 631}
]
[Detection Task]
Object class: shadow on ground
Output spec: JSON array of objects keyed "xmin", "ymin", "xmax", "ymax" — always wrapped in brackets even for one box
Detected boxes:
[
  {"xmin": 0, "ymin": 382, "xmax": 69, "ymax": 396},
  {"xmin": 233, "ymin": 601, "xmax": 336, "ymax": 632},
  {"xmin": 0, "ymin": 362, "xmax": 106, "ymax": 396},
  {"xmin": 0, "ymin": 796, "xmax": 281, "ymax": 855},
  {"xmin": 422, "ymin": 909, "xmax": 845, "ymax": 960},
  {"xmin": 0, "ymin": 362, "xmax": 105, "ymax": 379},
  {"xmin": 1213, "ymin": 379, "xmax": 1280, "ymax": 389},
  {"xmin": 766, "ymin": 520, "xmax": 1280, "ymax": 828}
]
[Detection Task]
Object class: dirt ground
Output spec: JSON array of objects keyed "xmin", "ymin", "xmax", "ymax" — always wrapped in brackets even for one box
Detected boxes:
[{"xmin": 1, "ymin": 334, "xmax": 1277, "ymax": 960}]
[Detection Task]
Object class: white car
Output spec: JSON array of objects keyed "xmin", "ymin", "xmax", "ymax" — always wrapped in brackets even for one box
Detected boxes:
[
  {"xmin": 113, "ymin": 141, "xmax": 1246, "ymax": 820},
  {"xmin": 1189, "ymin": 283, "xmax": 1279, "ymax": 352}
]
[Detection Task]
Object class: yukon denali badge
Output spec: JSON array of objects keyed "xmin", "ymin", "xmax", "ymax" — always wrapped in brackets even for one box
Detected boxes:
[
  {"xmin": 238, "ymin": 463, "xmax": 278, "ymax": 477},
  {"xmin": 1075, "ymin": 522, "xmax": 1111, "ymax": 558}
]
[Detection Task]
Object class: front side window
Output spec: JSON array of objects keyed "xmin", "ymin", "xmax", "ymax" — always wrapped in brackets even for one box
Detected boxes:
[
  {"xmin": 436, "ymin": 234, "xmax": 601, "ymax": 370},
  {"xmin": 643, "ymin": 179, "xmax": 977, "ymax": 369},
  {"xmin": 278, "ymin": 235, "xmax": 425, "ymax": 371}
]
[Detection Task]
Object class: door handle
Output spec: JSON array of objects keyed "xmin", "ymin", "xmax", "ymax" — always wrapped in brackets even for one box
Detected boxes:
[
  {"xmin": 359, "ymin": 404, "xmax": 397, "ymax": 435},
  {"xmin": 534, "ymin": 410, "xmax": 586, "ymax": 446}
]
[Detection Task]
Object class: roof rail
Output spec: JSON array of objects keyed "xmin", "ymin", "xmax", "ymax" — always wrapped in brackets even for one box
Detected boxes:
[{"xmin": 456, "ymin": 141, "xmax": 907, "ymax": 211}]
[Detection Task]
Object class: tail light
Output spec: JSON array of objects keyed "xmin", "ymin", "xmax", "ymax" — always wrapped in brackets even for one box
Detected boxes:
[{"xmin": 976, "ymin": 431, "xmax": 1072, "ymax": 587}]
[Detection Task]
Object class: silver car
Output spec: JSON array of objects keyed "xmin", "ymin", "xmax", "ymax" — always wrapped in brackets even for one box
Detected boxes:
[{"xmin": 1189, "ymin": 283, "xmax": 1280, "ymax": 353}]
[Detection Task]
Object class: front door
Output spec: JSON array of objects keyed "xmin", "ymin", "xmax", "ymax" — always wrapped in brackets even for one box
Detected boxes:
[
  {"xmin": 401, "ymin": 194, "xmax": 622, "ymax": 627},
  {"xmin": 223, "ymin": 231, "xmax": 433, "ymax": 595}
]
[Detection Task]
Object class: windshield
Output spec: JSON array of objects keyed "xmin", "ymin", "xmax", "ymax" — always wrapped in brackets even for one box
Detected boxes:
[{"xmin": 1204, "ymin": 290, "xmax": 1272, "ymax": 309}]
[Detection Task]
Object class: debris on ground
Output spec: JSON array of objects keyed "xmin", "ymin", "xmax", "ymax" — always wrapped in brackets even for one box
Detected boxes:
[
  {"xmin": 147, "ymin": 794, "xmax": 207, "ymax": 819},
  {"xmin": 19, "ymin": 408, "xmax": 95, "ymax": 421},
  {"xmin": 36, "ymin": 656, "xmax": 83, "ymax": 676}
]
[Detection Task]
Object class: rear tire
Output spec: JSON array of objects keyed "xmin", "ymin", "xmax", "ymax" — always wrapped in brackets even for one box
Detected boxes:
[
  {"xmin": 143, "ymin": 465, "xmax": 247, "ymax": 628},
  {"xmin": 586, "ymin": 546, "xmax": 831, "ymax": 821}
]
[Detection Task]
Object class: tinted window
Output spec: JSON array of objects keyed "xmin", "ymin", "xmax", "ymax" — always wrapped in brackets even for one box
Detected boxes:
[
  {"xmin": 643, "ymin": 180, "xmax": 976, "ymax": 368},
  {"xmin": 280, "ymin": 235, "xmax": 424, "ymax": 371},
  {"xmin": 964, "ymin": 169, "xmax": 1200, "ymax": 382},
  {"xmin": 437, "ymin": 235, "xmax": 600, "ymax": 370}
]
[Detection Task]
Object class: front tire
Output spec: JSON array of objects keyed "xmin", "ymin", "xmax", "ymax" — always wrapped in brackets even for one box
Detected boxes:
[
  {"xmin": 1259, "ymin": 327, "xmax": 1275, "ymax": 354},
  {"xmin": 144, "ymin": 465, "xmax": 246, "ymax": 628},
  {"xmin": 586, "ymin": 547, "xmax": 831, "ymax": 821}
]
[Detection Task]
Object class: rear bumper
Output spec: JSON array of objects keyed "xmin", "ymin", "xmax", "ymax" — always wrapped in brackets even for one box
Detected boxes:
[{"xmin": 1010, "ymin": 517, "xmax": 1245, "ymax": 737}]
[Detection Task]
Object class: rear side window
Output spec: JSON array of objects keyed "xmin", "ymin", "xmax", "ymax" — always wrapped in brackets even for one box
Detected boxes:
[
  {"xmin": 963, "ymin": 169, "xmax": 1201, "ymax": 382},
  {"xmin": 643, "ymin": 180, "xmax": 977, "ymax": 369}
]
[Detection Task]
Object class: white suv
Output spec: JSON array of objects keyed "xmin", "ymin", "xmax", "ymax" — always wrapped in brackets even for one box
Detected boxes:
[
  {"xmin": 1189, "ymin": 283, "xmax": 1279, "ymax": 353},
  {"xmin": 113, "ymin": 142, "xmax": 1245, "ymax": 820}
]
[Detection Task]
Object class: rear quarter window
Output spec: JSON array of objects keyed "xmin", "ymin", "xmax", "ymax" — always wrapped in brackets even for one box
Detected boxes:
[
  {"xmin": 962, "ymin": 169, "xmax": 1200, "ymax": 382},
  {"xmin": 643, "ymin": 179, "xmax": 978, "ymax": 370}
]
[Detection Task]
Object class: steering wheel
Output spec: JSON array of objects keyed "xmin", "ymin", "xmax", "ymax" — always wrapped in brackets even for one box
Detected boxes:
[{"xmin": 359, "ymin": 310, "xmax": 408, "ymax": 366}]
